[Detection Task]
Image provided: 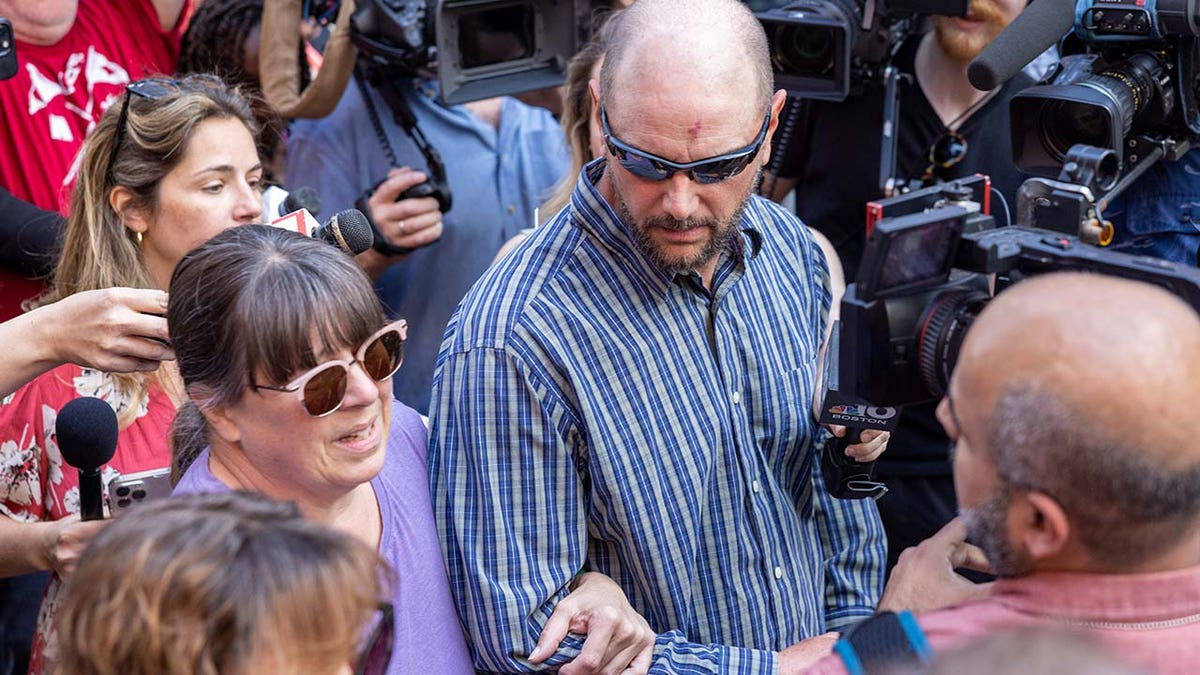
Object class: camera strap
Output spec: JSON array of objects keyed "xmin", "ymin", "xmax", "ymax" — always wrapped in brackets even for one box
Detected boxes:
[
  {"xmin": 353, "ymin": 64, "xmax": 453, "ymax": 255},
  {"xmin": 353, "ymin": 64, "xmax": 450, "ymax": 207}
]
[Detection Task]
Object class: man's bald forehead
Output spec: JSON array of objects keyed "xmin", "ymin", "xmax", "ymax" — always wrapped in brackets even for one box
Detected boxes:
[{"xmin": 598, "ymin": 0, "xmax": 772, "ymax": 114}]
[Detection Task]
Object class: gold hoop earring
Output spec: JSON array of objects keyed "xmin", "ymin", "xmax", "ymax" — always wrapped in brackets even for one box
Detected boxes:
[{"xmin": 135, "ymin": 231, "xmax": 143, "ymax": 245}]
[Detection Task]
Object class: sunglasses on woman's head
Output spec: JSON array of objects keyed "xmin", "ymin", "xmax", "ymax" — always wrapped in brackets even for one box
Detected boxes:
[
  {"xmin": 600, "ymin": 105, "xmax": 771, "ymax": 184},
  {"xmin": 252, "ymin": 320, "xmax": 407, "ymax": 417},
  {"xmin": 104, "ymin": 78, "xmax": 181, "ymax": 184}
]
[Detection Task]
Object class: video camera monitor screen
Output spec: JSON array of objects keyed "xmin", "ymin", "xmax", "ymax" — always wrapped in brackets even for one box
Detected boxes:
[{"xmin": 855, "ymin": 206, "xmax": 966, "ymax": 300}]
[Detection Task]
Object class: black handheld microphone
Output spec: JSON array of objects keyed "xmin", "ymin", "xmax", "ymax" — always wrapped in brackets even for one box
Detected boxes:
[
  {"xmin": 967, "ymin": 0, "xmax": 1076, "ymax": 91},
  {"xmin": 56, "ymin": 397, "xmax": 119, "ymax": 521},
  {"xmin": 816, "ymin": 322, "xmax": 899, "ymax": 500},
  {"xmin": 281, "ymin": 185, "xmax": 322, "ymax": 218},
  {"xmin": 313, "ymin": 208, "xmax": 374, "ymax": 256}
]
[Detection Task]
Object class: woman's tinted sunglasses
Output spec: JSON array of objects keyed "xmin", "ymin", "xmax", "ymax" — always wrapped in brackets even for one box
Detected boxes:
[
  {"xmin": 600, "ymin": 106, "xmax": 771, "ymax": 184},
  {"xmin": 354, "ymin": 603, "xmax": 394, "ymax": 675},
  {"xmin": 252, "ymin": 320, "xmax": 407, "ymax": 417}
]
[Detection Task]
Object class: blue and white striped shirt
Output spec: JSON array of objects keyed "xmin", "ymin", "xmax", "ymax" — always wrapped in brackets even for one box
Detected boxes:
[{"xmin": 429, "ymin": 161, "xmax": 886, "ymax": 673}]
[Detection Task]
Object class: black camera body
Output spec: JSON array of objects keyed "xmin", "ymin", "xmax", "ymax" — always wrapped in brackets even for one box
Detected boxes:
[
  {"xmin": 1010, "ymin": 0, "xmax": 1200, "ymax": 180},
  {"xmin": 840, "ymin": 176, "xmax": 1200, "ymax": 409},
  {"xmin": 752, "ymin": 0, "xmax": 969, "ymax": 100}
]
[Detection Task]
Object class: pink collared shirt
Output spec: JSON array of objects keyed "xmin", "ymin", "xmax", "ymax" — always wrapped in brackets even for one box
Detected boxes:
[{"xmin": 806, "ymin": 566, "xmax": 1200, "ymax": 674}]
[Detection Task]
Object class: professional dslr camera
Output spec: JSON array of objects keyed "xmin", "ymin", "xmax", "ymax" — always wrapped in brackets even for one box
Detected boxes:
[
  {"xmin": 1010, "ymin": 0, "xmax": 1200, "ymax": 201},
  {"xmin": 750, "ymin": 0, "xmax": 970, "ymax": 101},
  {"xmin": 837, "ymin": 175, "xmax": 1200, "ymax": 410}
]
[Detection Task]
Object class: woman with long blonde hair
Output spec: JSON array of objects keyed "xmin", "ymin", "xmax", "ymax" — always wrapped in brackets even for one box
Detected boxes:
[{"xmin": 0, "ymin": 73, "xmax": 262, "ymax": 674}]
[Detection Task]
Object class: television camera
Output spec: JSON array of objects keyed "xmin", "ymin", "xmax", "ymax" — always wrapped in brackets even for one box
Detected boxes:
[
  {"xmin": 822, "ymin": 1, "xmax": 1200, "ymax": 498},
  {"xmin": 1006, "ymin": 0, "xmax": 1200, "ymax": 240},
  {"xmin": 750, "ymin": 0, "xmax": 974, "ymax": 197},
  {"xmin": 841, "ymin": 175, "xmax": 1200, "ymax": 410},
  {"xmin": 750, "ymin": 0, "xmax": 969, "ymax": 102},
  {"xmin": 818, "ymin": 171, "xmax": 1200, "ymax": 499},
  {"xmin": 349, "ymin": 0, "xmax": 590, "ymax": 106}
]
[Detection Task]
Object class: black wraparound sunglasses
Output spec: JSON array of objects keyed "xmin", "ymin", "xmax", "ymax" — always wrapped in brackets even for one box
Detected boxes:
[{"xmin": 600, "ymin": 105, "xmax": 770, "ymax": 184}]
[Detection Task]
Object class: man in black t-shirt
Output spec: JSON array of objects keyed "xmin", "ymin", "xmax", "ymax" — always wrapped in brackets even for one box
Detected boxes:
[{"xmin": 767, "ymin": 0, "xmax": 1030, "ymax": 572}]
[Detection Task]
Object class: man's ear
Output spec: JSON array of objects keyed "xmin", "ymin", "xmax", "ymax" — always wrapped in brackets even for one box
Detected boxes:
[
  {"xmin": 109, "ymin": 185, "xmax": 149, "ymax": 236},
  {"xmin": 589, "ymin": 79, "xmax": 603, "ymax": 143},
  {"xmin": 760, "ymin": 89, "xmax": 789, "ymax": 165},
  {"xmin": 1012, "ymin": 490, "xmax": 1071, "ymax": 561}
]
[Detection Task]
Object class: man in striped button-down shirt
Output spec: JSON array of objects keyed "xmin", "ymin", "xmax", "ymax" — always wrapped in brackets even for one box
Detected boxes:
[{"xmin": 429, "ymin": 1, "xmax": 888, "ymax": 672}]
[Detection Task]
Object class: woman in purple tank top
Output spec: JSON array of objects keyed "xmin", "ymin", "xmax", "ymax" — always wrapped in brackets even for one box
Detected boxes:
[{"xmin": 166, "ymin": 225, "xmax": 475, "ymax": 674}]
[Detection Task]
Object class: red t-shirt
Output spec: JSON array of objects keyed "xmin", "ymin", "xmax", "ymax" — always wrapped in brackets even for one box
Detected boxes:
[{"xmin": 0, "ymin": 0, "xmax": 189, "ymax": 320}]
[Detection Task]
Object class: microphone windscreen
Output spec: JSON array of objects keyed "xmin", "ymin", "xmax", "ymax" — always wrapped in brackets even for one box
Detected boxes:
[
  {"xmin": 282, "ymin": 186, "xmax": 323, "ymax": 218},
  {"xmin": 329, "ymin": 209, "xmax": 374, "ymax": 256},
  {"xmin": 56, "ymin": 397, "xmax": 119, "ymax": 472},
  {"xmin": 967, "ymin": 0, "xmax": 1075, "ymax": 91}
]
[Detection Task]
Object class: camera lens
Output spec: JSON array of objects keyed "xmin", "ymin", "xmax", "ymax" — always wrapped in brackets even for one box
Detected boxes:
[
  {"xmin": 115, "ymin": 486, "xmax": 130, "ymax": 497},
  {"xmin": 117, "ymin": 498, "xmax": 131, "ymax": 508},
  {"xmin": 1041, "ymin": 99, "xmax": 1113, "ymax": 162},
  {"xmin": 132, "ymin": 489, "xmax": 147, "ymax": 500},
  {"xmin": 1051, "ymin": 52, "xmax": 1168, "ymax": 160},
  {"xmin": 917, "ymin": 289, "xmax": 991, "ymax": 398},
  {"xmin": 772, "ymin": 25, "xmax": 835, "ymax": 76}
]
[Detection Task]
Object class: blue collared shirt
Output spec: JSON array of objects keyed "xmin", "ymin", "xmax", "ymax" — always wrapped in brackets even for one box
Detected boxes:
[
  {"xmin": 1104, "ymin": 147, "xmax": 1200, "ymax": 266},
  {"xmin": 430, "ymin": 160, "xmax": 886, "ymax": 673}
]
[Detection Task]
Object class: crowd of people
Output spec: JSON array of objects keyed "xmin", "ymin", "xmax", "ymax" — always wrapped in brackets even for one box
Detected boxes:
[{"xmin": 0, "ymin": 0, "xmax": 1197, "ymax": 674}]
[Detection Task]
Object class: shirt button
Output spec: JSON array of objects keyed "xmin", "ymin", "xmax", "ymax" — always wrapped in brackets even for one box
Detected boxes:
[
  {"xmin": 752, "ymin": 481, "xmax": 760, "ymax": 493},
  {"xmin": 774, "ymin": 566, "xmax": 783, "ymax": 580},
  {"xmin": 507, "ymin": 204, "xmax": 516, "ymax": 215},
  {"xmin": 731, "ymin": 391, "xmax": 741, "ymax": 405}
]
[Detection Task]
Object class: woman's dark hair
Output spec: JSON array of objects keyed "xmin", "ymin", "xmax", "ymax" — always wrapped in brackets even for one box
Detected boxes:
[{"xmin": 166, "ymin": 225, "xmax": 385, "ymax": 480}]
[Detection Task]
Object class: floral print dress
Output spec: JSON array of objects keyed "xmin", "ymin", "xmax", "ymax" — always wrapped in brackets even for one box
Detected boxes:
[{"xmin": 0, "ymin": 364, "xmax": 176, "ymax": 674}]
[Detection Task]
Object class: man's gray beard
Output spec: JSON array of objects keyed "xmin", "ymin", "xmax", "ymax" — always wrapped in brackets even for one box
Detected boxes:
[
  {"xmin": 614, "ymin": 168, "xmax": 759, "ymax": 277},
  {"xmin": 961, "ymin": 483, "xmax": 1034, "ymax": 578}
]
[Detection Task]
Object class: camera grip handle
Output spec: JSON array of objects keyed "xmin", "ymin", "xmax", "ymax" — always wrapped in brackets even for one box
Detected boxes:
[{"xmin": 356, "ymin": 178, "xmax": 450, "ymax": 257}]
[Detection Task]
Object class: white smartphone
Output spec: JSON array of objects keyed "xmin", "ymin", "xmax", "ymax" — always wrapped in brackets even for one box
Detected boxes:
[{"xmin": 107, "ymin": 467, "xmax": 171, "ymax": 517}]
